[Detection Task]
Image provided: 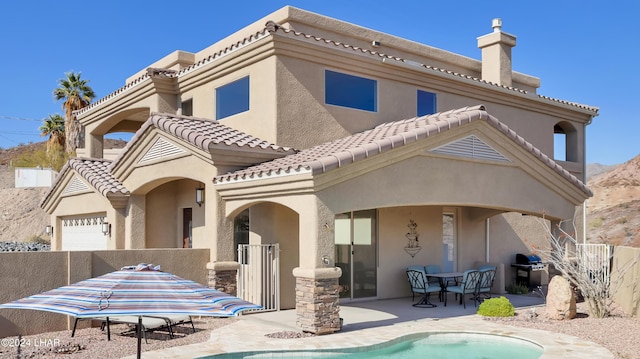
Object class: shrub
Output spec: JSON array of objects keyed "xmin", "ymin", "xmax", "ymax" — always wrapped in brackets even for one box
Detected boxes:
[
  {"xmin": 477, "ymin": 296, "xmax": 515, "ymax": 317},
  {"xmin": 506, "ymin": 282, "xmax": 529, "ymax": 295},
  {"xmin": 11, "ymin": 142, "xmax": 69, "ymax": 172},
  {"xmin": 27, "ymin": 235, "xmax": 50, "ymax": 245}
]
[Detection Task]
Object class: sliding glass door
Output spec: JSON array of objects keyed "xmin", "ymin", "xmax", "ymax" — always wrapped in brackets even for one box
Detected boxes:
[{"xmin": 335, "ymin": 209, "xmax": 377, "ymax": 300}]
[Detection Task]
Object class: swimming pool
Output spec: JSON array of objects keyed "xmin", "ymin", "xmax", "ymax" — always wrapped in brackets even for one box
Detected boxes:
[{"xmin": 202, "ymin": 332, "xmax": 543, "ymax": 359}]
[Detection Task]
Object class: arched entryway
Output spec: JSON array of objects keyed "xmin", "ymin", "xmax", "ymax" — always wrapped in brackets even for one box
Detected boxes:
[{"xmin": 231, "ymin": 202, "xmax": 300, "ymax": 310}]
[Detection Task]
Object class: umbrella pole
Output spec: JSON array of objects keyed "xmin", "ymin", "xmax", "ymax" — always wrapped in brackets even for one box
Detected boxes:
[
  {"xmin": 137, "ymin": 316, "xmax": 142, "ymax": 359},
  {"xmin": 106, "ymin": 317, "xmax": 111, "ymax": 341}
]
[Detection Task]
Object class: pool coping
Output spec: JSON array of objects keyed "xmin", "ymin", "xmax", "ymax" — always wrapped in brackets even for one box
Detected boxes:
[{"xmin": 134, "ymin": 312, "xmax": 614, "ymax": 359}]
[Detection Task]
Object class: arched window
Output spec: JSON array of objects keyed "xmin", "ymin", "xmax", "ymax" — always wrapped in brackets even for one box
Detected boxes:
[{"xmin": 554, "ymin": 121, "xmax": 578, "ymax": 162}]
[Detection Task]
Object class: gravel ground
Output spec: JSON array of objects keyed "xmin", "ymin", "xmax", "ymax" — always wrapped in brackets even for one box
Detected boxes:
[
  {"xmin": 0, "ymin": 317, "xmax": 236, "ymax": 359},
  {"xmin": 489, "ymin": 302, "xmax": 640, "ymax": 359},
  {"xmin": 1, "ymin": 302, "xmax": 638, "ymax": 359}
]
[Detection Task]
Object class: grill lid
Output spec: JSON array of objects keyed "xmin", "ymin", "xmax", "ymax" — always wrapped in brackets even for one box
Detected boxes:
[{"xmin": 516, "ymin": 253, "xmax": 541, "ymax": 264}]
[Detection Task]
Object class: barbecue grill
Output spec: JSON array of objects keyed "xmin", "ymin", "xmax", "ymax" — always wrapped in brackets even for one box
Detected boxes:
[{"xmin": 511, "ymin": 253, "xmax": 546, "ymax": 289}]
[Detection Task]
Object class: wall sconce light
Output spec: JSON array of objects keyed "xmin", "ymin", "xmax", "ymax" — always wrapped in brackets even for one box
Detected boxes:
[
  {"xmin": 101, "ymin": 222, "xmax": 111, "ymax": 236},
  {"xmin": 195, "ymin": 186, "xmax": 205, "ymax": 207},
  {"xmin": 45, "ymin": 225, "xmax": 53, "ymax": 236}
]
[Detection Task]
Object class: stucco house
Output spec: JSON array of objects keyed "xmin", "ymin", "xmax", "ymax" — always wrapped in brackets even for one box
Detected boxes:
[{"xmin": 40, "ymin": 7, "xmax": 597, "ymax": 333}]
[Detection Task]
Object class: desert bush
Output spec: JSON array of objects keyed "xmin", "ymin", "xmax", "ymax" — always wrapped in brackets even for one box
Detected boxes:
[
  {"xmin": 535, "ymin": 216, "xmax": 639, "ymax": 318},
  {"xmin": 589, "ymin": 217, "xmax": 603, "ymax": 228},
  {"xmin": 27, "ymin": 235, "xmax": 51, "ymax": 245},
  {"xmin": 477, "ymin": 296, "xmax": 515, "ymax": 317},
  {"xmin": 11, "ymin": 143, "xmax": 69, "ymax": 172},
  {"xmin": 506, "ymin": 282, "xmax": 530, "ymax": 295}
]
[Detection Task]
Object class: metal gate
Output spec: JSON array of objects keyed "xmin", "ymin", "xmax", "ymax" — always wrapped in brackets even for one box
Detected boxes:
[
  {"xmin": 576, "ymin": 243, "xmax": 612, "ymax": 287},
  {"xmin": 237, "ymin": 244, "xmax": 280, "ymax": 312}
]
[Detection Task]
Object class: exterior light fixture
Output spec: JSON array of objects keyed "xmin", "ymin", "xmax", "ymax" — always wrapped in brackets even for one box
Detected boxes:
[
  {"xmin": 196, "ymin": 186, "xmax": 205, "ymax": 207},
  {"xmin": 102, "ymin": 222, "xmax": 111, "ymax": 236},
  {"xmin": 45, "ymin": 225, "xmax": 53, "ymax": 236}
]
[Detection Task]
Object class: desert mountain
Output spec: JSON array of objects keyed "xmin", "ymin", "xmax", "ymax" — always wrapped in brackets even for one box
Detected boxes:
[
  {"xmin": 586, "ymin": 154, "xmax": 640, "ymax": 246},
  {"xmin": 0, "ymin": 140, "xmax": 126, "ymax": 243}
]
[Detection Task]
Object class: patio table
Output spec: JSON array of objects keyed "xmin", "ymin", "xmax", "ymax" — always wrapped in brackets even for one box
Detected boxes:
[{"xmin": 426, "ymin": 272, "xmax": 464, "ymax": 302}]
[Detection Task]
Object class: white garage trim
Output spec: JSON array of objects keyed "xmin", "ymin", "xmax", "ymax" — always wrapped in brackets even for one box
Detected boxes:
[{"xmin": 61, "ymin": 215, "xmax": 108, "ymax": 251}]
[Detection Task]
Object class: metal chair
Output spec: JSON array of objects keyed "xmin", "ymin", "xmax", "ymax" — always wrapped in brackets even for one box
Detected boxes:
[
  {"xmin": 406, "ymin": 268, "xmax": 440, "ymax": 308},
  {"xmin": 425, "ymin": 264, "xmax": 446, "ymax": 301},
  {"xmin": 444, "ymin": 269, "xmax": 481, "ymax": 308},
  {"xmin": 406, "ymin": 265, "xmax": 426, "ymax": 301},
  {"xmin": 477, "ymin": 267, "xmax": 496, "ymax": 300}
]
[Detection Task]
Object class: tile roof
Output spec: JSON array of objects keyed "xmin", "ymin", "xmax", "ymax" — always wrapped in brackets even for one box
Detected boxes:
[
  {"xmin": 109, "ymin": 113, "xmax": 295, "ymax": 171},
  {"xmin": 40, "ymin": 158, "xmax": 129, "ymax": 207},
  {"xmin": 151, "ymin": 113, "xmax": 294, "ymax": 152},
  {"xmin": 75, "ymin": 16, "xmax": 598, "ymax": 119},
  {"xmin": 214, "ymin": 105, "xmax": 592, "ymax": 197}
]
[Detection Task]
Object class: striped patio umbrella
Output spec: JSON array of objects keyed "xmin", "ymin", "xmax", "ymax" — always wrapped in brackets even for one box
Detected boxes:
[{"xmin": 0, "ymin": 263, "xmax": 261, "ymax": 358}]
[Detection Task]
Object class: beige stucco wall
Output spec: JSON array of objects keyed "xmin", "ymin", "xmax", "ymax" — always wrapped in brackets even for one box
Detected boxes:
[
  {"xmin": 377, "ymin": 206, "xmax": 443, "ymax": 299},
  {"xmin": 118, "ymin": 138, "xmax": 223, "ymax": 257},
  {"xmin": 249, "ymin": 203, "xmax": 299, "ymax": 309},
  {"xmin": 316, "ymin": 154, "xmax": 579, "ymax": 220},
  {"xmin": 0, "ymin": 249, "xmax": 209, "ymax": 338},
  {"xmin": 272, "ymin": 52, "xmax": 586, "ymax": 181},
  {"xmin": 144, "ymin": 179, "xmax": 206, "ymax": 249},
  {"xmin": 612, "ymin": 246, "xmax": 640, "ymax": 317},
  {"xmin": 179, "ymin": 48, "xmax": 278, "ymax": 144}
]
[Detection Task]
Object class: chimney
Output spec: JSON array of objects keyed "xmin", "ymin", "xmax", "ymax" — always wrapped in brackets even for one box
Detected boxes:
[{"xmin": 477, "ymin": 18, "xmax": 517, "ymax": 87}]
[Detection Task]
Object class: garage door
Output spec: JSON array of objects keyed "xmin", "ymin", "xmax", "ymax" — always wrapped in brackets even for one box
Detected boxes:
[{"xmin": 61, "ymin": 215, "xmax": 108, "ymax": 251}]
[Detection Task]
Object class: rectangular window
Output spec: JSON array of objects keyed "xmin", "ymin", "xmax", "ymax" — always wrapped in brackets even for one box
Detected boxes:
[
  {"xmin": 181, "ymin": 99, "xmax": 193, "ymax": 116},
  {"xmin": 417, "ymin": 90, "xmax": 437, "ymax": 116},
  {"xmin": 325, "ymin": 70, "xmax": 377, "ymax": 112},
  {"xmin": 216, "ymin": 76, "xmax": 249, "ymax": 120}
]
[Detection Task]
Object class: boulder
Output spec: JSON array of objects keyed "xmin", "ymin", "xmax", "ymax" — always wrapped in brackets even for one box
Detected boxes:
[{"xmin": 545, "ymin": 275, "xmax": 576, "ymax": 320}]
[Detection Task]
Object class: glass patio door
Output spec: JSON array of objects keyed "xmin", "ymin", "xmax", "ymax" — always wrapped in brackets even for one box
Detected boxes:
[{"xmin": 335, "ymin": 210, "xmax": 377, "ymax": 300}]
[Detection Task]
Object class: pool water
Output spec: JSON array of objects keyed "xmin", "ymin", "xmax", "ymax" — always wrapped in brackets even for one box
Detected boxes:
[{"xmin": 204, "ymin": 332, "xmax": 543, "ymax": 359}]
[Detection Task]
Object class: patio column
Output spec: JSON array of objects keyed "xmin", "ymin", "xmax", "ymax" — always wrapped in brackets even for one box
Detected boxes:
[
  {"xmin": 293, "ymin": 197, "xmax": 341, "ymax": 334},
  {"xmin": 125, "ymin": 195, "xmax": 145, "ymax": 249},
  {"xmin": 206, "ymin": 188, "xmax": 238, "ymax": 295},
  {"xmin": 207, "ymin": 261, "xmax": 239, "ymax": 296},
  {"xmin": 85, "ymin": 131, "xmax": 104, "ymax": 159}
]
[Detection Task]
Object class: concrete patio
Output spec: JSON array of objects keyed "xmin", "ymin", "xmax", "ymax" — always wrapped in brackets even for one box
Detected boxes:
[{"xmin": 134, "ymin": 293, "xmax": 613, "ymax": 359}]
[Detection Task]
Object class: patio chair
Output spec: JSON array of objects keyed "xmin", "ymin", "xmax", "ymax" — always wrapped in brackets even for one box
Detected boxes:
[
  {"xmin": 406, "ymin": 268, "xmax": 441, "ymax": 308},
  {"xmin": 424, "ymin": 265, "xmax": 442, "ymax": 285},
  {"xmin": 424, "ymin": 265, "xmax": 446, "ymax": 301},
  {"xmin": 477, "ymin": 266, "xmax": 496, "ymax": 300},
  {"xmin": 407, "ymin": 265, "xmax": 426, "ymax": 301},
  {"xmin": 444, "ymin": 269, "xmax": 481, "ymax": 308}
]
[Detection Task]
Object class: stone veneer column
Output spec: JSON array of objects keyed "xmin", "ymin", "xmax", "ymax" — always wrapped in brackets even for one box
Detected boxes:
[
  {"xmin": 206, "ymin": 262, "xmax": 239, "ymax": 296},
  {"xmin": 293, "ymin": 267, "xmax": 342, "ymax": 334}
]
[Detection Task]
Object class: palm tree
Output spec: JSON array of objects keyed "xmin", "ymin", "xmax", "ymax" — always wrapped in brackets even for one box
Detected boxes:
[
  {"xmin": 39, "ymin": 114, "xmax": 66, "ymax": 154},
  {"xmin": 53, "ymin": 72, "xmax": 95, "ymax": 154}
]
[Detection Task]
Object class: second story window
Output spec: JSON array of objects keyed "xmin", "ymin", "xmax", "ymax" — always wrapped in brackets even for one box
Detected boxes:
[
  {"xmin": 417, "ymin": 90, "xmax": 437, "ymax": 116},
  {"xmin": 325, "ymin": 70, "xmax": 377, "ymax": 112},
  {"xmin": 216, "ymin": 76, "xmax": 249, "ymax": 120}
]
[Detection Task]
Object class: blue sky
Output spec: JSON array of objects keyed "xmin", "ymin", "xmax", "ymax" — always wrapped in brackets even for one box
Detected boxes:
[{"xmin": 0, "ymin": 1, "xmax": 638, "ymax": 165}]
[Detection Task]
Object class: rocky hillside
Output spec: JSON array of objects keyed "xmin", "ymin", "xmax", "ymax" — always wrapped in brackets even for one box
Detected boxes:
[
  {"xmin": 586, "ymin": 155, "xmax": 640, "ymax": 246},
  {"xmin": 0, "ymin": 163, "xmax": 49, "ymax": 242},
  {"xmin": 0, "ymin": 140, "xmax": 126, "ymax": 243}
]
